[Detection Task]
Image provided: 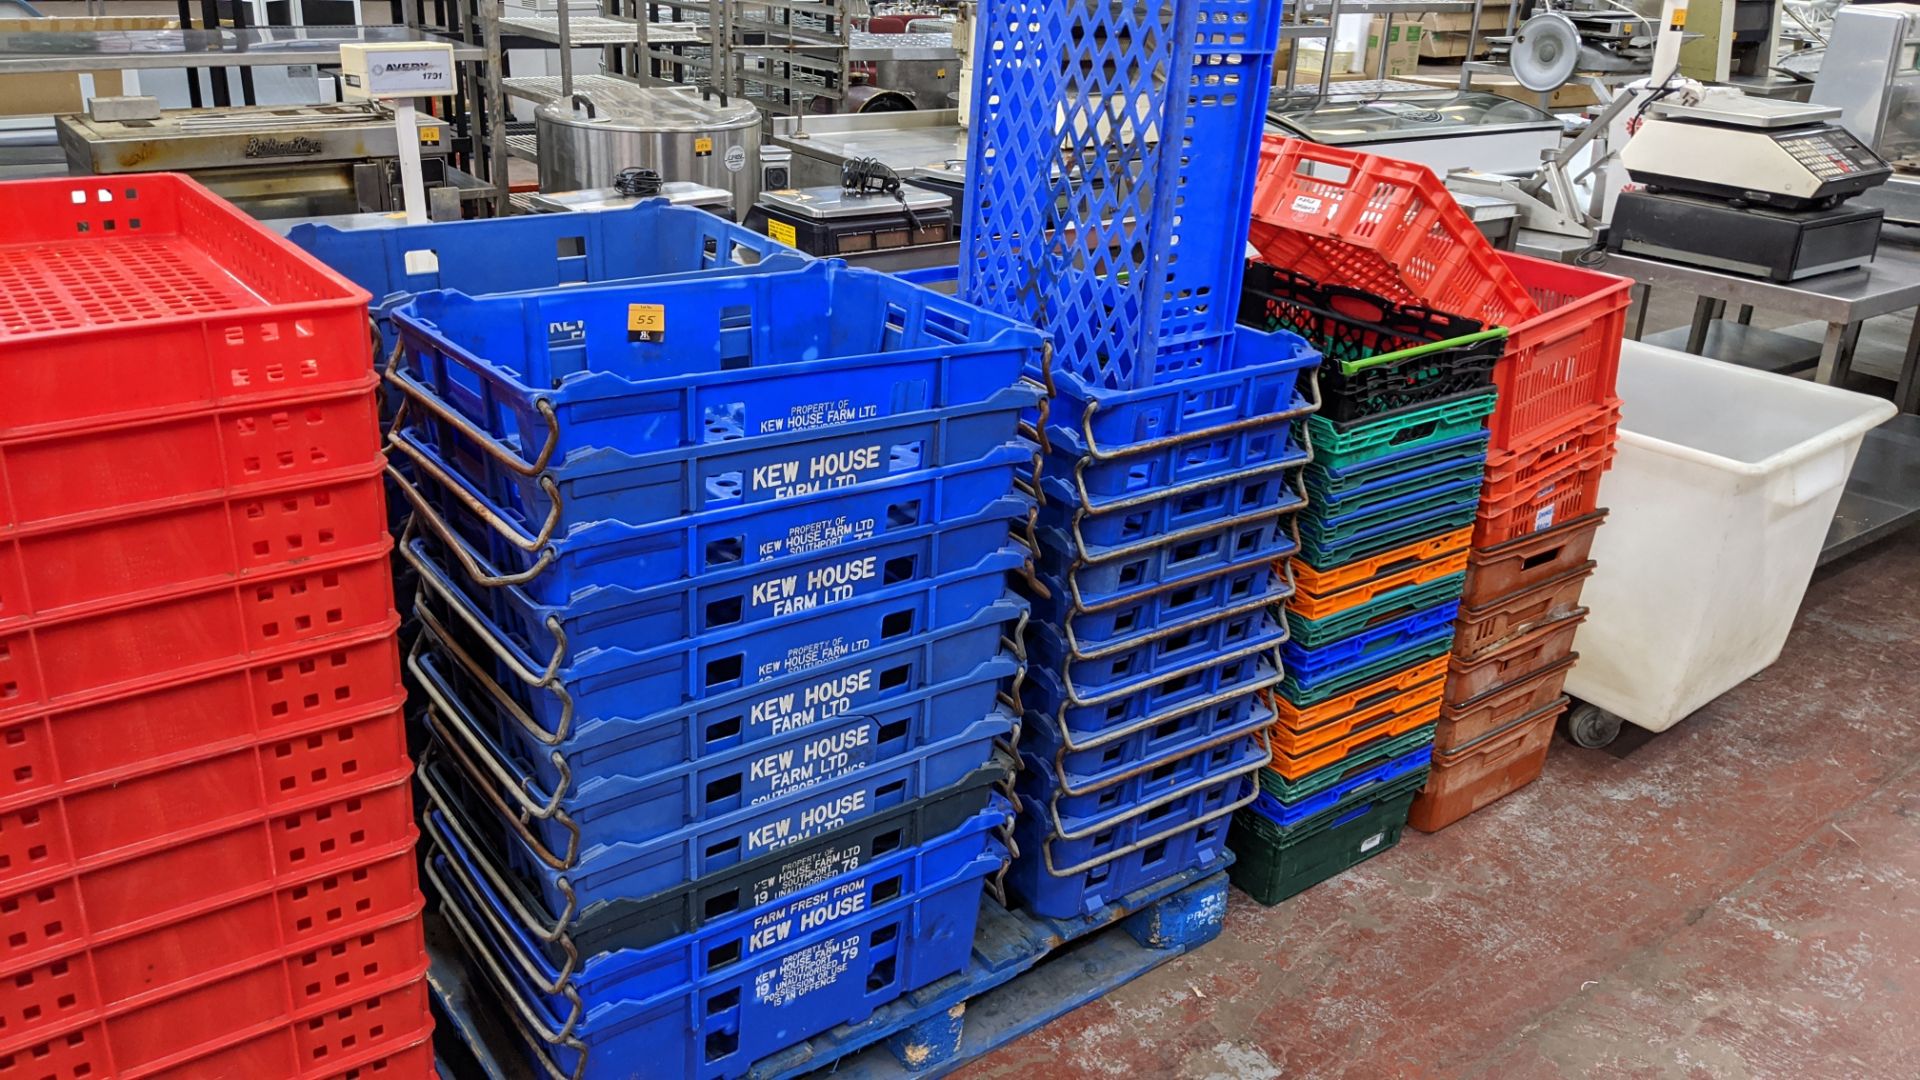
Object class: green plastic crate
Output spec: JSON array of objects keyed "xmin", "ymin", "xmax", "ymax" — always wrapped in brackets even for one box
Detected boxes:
[
  {"xmin": 1284, "ymin": 572, "xmax": 1468, "ymax": 647},
  {"xmin": 1302, "ymin": 391, "xmax": 1497, "ymax": 472},
  {"xmin": 1298, "ymin": 488, "xmax": 1483, "ymax": 549},
  {"xmin": 1304, "ymin": 460, "xmax": 1489, "ymax": 515},
  {"xmin": 1258, "ymin": 724, "xmax": 1437, "ymax": 802},
  {"xmin": 1303, "ymin": 434, "xmax": 1492, "ymax": 499},
  {"xmin": 1299, "ymin": 505, "xmax": 1480, "ymax": 570},
  {"xmin": 1276, "ymin": 636, "xmax": 1455, "ymax": 706},
  {"xmin": 1230, "ymin": 774, "xmax": 1427, "ymax": 905}
]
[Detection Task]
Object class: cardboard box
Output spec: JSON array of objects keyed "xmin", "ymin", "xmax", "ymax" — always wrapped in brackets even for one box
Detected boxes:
[
  {"xmin": 1418, "ymin": 7, "xmax": 1511, "ymax": 59},
  {"xmin": 1362, "ymin": 17, "xmax": 1423, "ymax": 78},
  {"xmin": 1274, "ymin": 41, "xmax": 1358, "ymax": 82},
  {"xmin": 0, "ymin": 17, "xmax": 178, "ymax": 119}
]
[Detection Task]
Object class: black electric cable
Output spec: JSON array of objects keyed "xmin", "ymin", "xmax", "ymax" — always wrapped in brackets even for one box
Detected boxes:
[
  {"xmin": 842, "ymin": 156, "xmax": 924, "ymax": 233},
  {"xmin": 614, "ymin": 167, "xmax": 665, "ymax": 197}
]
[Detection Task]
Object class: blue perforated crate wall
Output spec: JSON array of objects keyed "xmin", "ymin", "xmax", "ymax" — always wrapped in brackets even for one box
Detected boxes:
[
  {"xmin": 962, "ymin": 0, "xmax": 1286, "ymax": 389},
  {"xmin": 286, "ymin": 200, "xmax": 808, "ymax": 354}
]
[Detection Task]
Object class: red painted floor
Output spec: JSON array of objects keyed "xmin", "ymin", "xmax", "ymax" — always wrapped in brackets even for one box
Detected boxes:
[{"xmin": 962, "ymin": 528, "xmax": 1920, "ymax": 1079}]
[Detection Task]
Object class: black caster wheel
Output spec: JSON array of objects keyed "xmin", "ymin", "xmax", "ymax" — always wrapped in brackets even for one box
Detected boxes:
[{"xmin": 1563, "ymin": 699, "xmax": 1623, "ymax": 749}]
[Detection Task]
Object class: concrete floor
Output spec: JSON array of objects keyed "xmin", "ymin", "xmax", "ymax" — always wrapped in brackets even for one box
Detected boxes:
[{"xmin": 961, "ymin": 527, "xmax": 1920, "ymax": 1080}]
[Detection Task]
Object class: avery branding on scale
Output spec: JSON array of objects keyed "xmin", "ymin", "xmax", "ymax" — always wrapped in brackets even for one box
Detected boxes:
[{"xmin": 338, "ymin": 43, "xmax": 455, "ymax": 100}]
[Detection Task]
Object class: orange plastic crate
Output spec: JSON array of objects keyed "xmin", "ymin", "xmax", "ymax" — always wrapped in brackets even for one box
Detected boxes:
[
  {"xmin": 1248, "ymin": 138, "xmax": 1540, "ymax": 328},
  {"xmin": 1288, "ymin": 545, "xmax": 1470, "ymax": 621},
  {"xmin": 1445, "ymin": 609, "xmax": 1586, "ymax": 703},
  {"xmin": 1266, "ymin": 653, "xmax": 1449, "ymax": 731},
  {"xmin": 1290, "ymin": 527, "xmax": 1472, "ymax": 597},
  {"xmin": 1463, "ymin": 510, "xmax": 1606, "ymax": 607},
  {"xmin": 1434, "ymin": 653, "xmax": 1577, "ymax": 753},
  {"xmin": 1475, "ymin": 402, "xmax": 1619, "ymax": 547},
  {"xmin": 1265, "ymin": 696, "xmax": 1441, "ymax": 779},
  {"xmin": 1453, "ymin": 561, "xmax": 1596, "ymax": 661},
  {"xmin": 1409, "ymin": 697, "xmax": 1565, "ymax": 832},
  {"xmin": 1491, "ymin": 252, "xmax": 1630, "ymax": 453},
  {"xmin": 1267, "ymin": 673, "xmax": 1445, "ymax": 757}
]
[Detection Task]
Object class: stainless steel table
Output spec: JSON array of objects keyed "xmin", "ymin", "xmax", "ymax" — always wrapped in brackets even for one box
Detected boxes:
[{"xmin": 0, "ymin": 25, "xmax": 482, "ymax": 74}]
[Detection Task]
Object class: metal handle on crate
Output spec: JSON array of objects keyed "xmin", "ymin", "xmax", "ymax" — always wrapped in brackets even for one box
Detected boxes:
[
  {"xmin": 1062, "ymin": 540, "xmax": 1299, "ymax": 623},
  {"xmin": 387, "ymin": 427, "xmax": 566, "ymax": 556},
  {"xmin": 992, "ymin": 609, "xmax": 1030, "ymax": 756},
  {"xmin": 1069, "ymin": 443, "xmax": 1310, "ymax": 520},
  {"xmin": 1046, "ymin": 698, "xmax": 1277, "ymax": 805},
  {"xmin": 421, "ymin": 682, "xmax": 582, "ymax": 871},
  {"xmin": 1066, "ymin": 470, "xmax": 1311, "ymax": 569},
  {"xmin": 402, "ymin": 520, "xmax": 572, "ymax": 690},
  {"xmin": 384, "ymin": 341, "xmax": 564, "ymax": 478},
  {"xmin": 409, "ymin": 632, "xmax": 573, "ymax": 814},
  {"xmin": 1039, "ymin": 727, "xmax": 1273, "ymax": 880},
  {"xmin": 418, "ymin": 748, "xmax": 580, "ymax": 944},
  {"xmin": 1073, "ymin": 365, "xmax": 1323, "ymax": 463},
  {"xmin": 387, "ymin": 462, "xmax": 559, "ymax": 587},
  {"xmin": 424, "ymin": 857, "xmax": 590, "ymax": 1080},
  {"xmin": 1007, "ymin": 506, "xmax": 1051, "ymax": 603},
  {"xmin": 1057, "ymin": 633, "xmax": 1287, "ymax": 711},
  {"xmin": 1060, "ymin": 562, "xmax": 1293, "ymax": 663},
  {"xmin": 1015, "ymin": 374, "xmax": 1053, "ymax": 459},
  {"xmin": 1040, "ymin": 660, "xmax": 1281, "ymax": 763},
  {"xmin": 413, "ymin": 586, "xmax": 575, "ymax": 747},
  {"xmin": 428, "ymin": 803, "xmax": 583, "ymax": 999}
]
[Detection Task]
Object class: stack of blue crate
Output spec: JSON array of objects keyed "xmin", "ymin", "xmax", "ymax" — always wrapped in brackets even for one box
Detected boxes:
[
  {"xmin": 961, "ymin": 0, "xmax": 1322, "ymax": 917},
  {"xmin": 375, "ymin": 226, "xmax": 1045, "ymax": 1076}
]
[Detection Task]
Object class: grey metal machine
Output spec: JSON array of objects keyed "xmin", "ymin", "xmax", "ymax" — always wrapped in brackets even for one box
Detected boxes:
[
  {"xmin": 1811, "ymin": 3, "xmax": 1920, "ymax": 225},
  {"xmin": 55, "ymin": 98, "xmax": 473, "ymax": 220},
  {"xmin": 533, "ymin": 85, "xmax": 763, "ymax": 217}
]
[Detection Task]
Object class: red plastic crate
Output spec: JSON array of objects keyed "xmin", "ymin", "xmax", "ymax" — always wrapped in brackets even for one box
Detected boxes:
[
  {"xmin": 1452, "ymin": 561, "xmax": 1596, "ymax": 661},
  {"xmin": 1475, "ymin": 402, "xmax": 1619, "ymax": 547},
  {"xmin": 1491, "ymin": 252, "xmax": 1631, "ymax": 452},
  {"xmin": 0, "ymin": 554, "xmax": 397, "ymax": 719},
  {"xmin": 1, "ymin": 628, "xmax": 403, "ymax": 807},
  {"xmin": 0, "ymin": 381, "xmax": 383, "ymax": 534},
  {"xmin": 0, "ymin": 901, "xmax": 424, "ymax": 1053},
  {"xmin": 1408, "ymin": 696, "xmax": 1566, "ymax": 832},
  {"xmin": 1248, "ymin": 138, "xmax": 1540, "ymax": 326},
  {"xmin": 0, "ymin": 459, "xmax": 391, "ymax": 627},
  {"xmin": 1, "ymin": 701, "xmax": 407, "ymax": 883},
  {"xmin": 0, "ymin": 175, "xmax": 375, "ymax": 441},
  {"xmin": 0, "ymin": 962, "xmax": 429, "ymax": 1080},
  {"xmin": 149, "ymin": 1022, "xmax": 435, "ymax": 1080},
  {"xmin": 0, "ymin": 775, "xmax": 416, "ymax": 960}
]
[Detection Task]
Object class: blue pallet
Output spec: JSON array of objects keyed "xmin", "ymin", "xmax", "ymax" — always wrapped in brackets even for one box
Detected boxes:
[
  {"xmin": 1031, "ymin": 491, "xmax": 1302, "ymax": 601},
  {"xmin": 400, "ymin": 433, "xmax": 1035, "ymax": 608},
  {"xmin": 415, "ymin": 596, "xmax": 1023, "ymax": 795},
  {"xmin": 421, "ymin": 709, "xmax": 1011, "ymax": 916},
  {"xmin": 1279, "ymin": 603, "xmax": 1462, "ymax": 697},
  {"xmin": 427, "ymin": 801, "xmax": 1006, "ymax": 1080},
  {"xmin": 1024, "ymin": 690, "xmax": 1274, "ymax": 824},
  {"xmin": 394, "ymin": 384, "xmax": 1036, "ymax": 538},
  {"xmin": 1248, "ymin": 741, "xmax": 1436, "ymax": 829},
  {"xmin": 287, "ymin": 201, "xmax": 807, "ymax": 352},
  {"xmin": 1024, "ymin": 634, "xmax": 1280, "ymax": 743},
  {"xmin": 1031, "ymin": 543, "xmax": 1289, "ymax": 645},
  {"xmin": 1044, "ymin": 325, "xmax": 1320, "ymax": 458},
  {"xmin": 1037, "ymin": 447, "xmax": 1308, "ymax": 549},
  {"xmin": 391, "ymin": 260, "xmax": 1041, "ymax": 472},
  {"xmin": 1024, "ymin": 668, "xmax": 1274, "ymax": 792},
  {"xmin": 410, "ymin": 535, "xmax": 1020, "ymax": 738},
  {"xmin": 1007, "ymin": 741, "xmax": 1260, "ymax": 919},
  {"xmin": 962, "ymin": 0, "xmax": 1284, "ymax": 389},
  {"xmin": 1025, "ymin": 602, "xmax": 1289, "ymax": 702},
  {"xmin": 426, "ymin": 852, "xmax": 1232, "ymax": 1080}
]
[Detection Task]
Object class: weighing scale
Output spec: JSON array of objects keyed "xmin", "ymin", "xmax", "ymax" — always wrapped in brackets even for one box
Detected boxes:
[{"xmin": 1611, "ymin": 97, "xmax": 1893, "ymax": 281}]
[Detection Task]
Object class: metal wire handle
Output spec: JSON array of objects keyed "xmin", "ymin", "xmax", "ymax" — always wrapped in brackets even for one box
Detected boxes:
[
  {"xmin": 1065, "ymin": 470, "xmax": 1311, "ymax": 569},
  {"xmin": 417, "ymin": 747, "xmax": 581, "ymax": 948},
  {"xmin": 385, "ymin": 456, "xmax": 558, "ymax": 587},
  {"xmin": 401, "ymin": 519, "xmax": 572, "ymax": 688},
  {"xmin": 1067, "ymin": 445, "xmax": 1311, "ymax": 520},
  {"xmin": 1043, "ymin": 697, "xmax": 1277, "ymax": 807},
  {"xmin": 420, "ymin": 683, "xmax": 582, "ymax": 871},
  {"xmin": 1071, "ymin": 365, "xmax": 1323, "ymax": 464},
  {"xmin": 1060, "ymin": 560, "xmax": 1296, "ymax": 663},
  {"xmin": 1061, "ymin": 534, "xmax": 1297, "ymax": 616},
  {"xmin": 1035, "ymin": 658, "xmax": 1282, "ymax": 764},
  {"xmin": 411, "ymin": 583, "xmax": 575, "ymax": 747},
  {"xmin": 422, "ymin": 806, "xmax": 583, "ymax": 1000},
  {"xmin": 1055, "ymin": 632, "xmax": 1290, "ymax": 711},
  {"xmin": 384, "ymin": 339, "xmax": 564, "ymax": 478}
]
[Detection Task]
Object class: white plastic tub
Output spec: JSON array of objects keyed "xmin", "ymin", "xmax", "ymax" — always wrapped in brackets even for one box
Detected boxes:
[{"xmin": 1565, "ymin": 341, "xmax": 1896, "ymax": 733}]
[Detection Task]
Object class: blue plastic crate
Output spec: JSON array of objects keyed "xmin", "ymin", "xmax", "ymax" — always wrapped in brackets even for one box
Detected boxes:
[
  {"xmin": 1032, "ymin": 493, "xmax": 1302, "ymax": 600},
  {"xmin": 1031, "ymin": 542, "xmax": 1291, "ymax": 646},
  {"xmin": 1024, "ymin": 666, "xmax": 1271, "ymax": 783},
  {"xmin": 1037, "ymin": 438, "xmax": 1311, "ymax": 521},
  {"xmin": 286, "ymin": 200, "xmax": 808, "ymax": 352},
  {"xmin": 399, "ymin": 436, "xmax": 1034, "ymax": 607},
  {"xmin": 417, "ymin": 595, "xmax": 1024, "ymax": 790},
  {"xmin": 1279, "ymin": 602, "xmax": 1462, "ymax": 697},
  {"xmin": 412, "ymin": 625, "xmax": 1016, "ymax": 823},
  {"xmin": 392, "ymin": 382, "xmax": 1036, "ymax": 538},
  {"xmin": 1026, "ymin": 586, "xmax": 1290, "ymax": 698},
  {"xmin": 963, "ymin": 0, "xmax": 1285, "ymax": 389},
  {"xmin": 422, "ymin": 708, "xmax": 1011, "ymax": 915},
  {"xmin": 1037, "ymin": 446, "xmax": 1308, "ymax": 548},
  {"xmin": 1022, "ymin": 626, "xmax": 1280, "ymax": 743},
  {"xmin": 1044, "ymin": 325, "xmax": 1320, "ymax": 456},
  {"xmin": 390, "ymin": 261, "xmax": 1041, "ymax": 472},
  {"xmin": 1024, "ymin": 686, "xmax": 1274, "ymax": 823},
  {"xmin": 401, "ymin": 492, "xmax": 1024, "ymax": 699},
  {"xmin": 1006, "ymin": 741, "xmax": 1261, "ymax": 919},
  {"xmin": 1030, "ymin": 725, "xmax": 1267, "ymax": 848},
  {"xmin": 1248, "ymin": 741, "xmax": 1434, "ymax": 829},
  {"xmin": 427, "ymin": 796, "xmax": 1005, "ymax": 1080}
]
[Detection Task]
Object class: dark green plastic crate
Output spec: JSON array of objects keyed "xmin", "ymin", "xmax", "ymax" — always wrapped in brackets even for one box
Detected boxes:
[{"xmin": 1230, "ymin": 773, "xmax": 1427, "ymax": 905}]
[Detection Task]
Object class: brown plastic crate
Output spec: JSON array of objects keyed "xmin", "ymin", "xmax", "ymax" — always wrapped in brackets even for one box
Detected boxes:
[
  {"xmin": 1462, "ymin": 509, "xmax": 1607, "ymax": 607},
  {"xmin": 1445, "ymin": 608, "xmax": 1586, "ymax": 701},
  {"xmin": 1452, "ymin": 561, "xmax": 1596, "ymax": 660},
  {"xmin": 1408, "ymin": 696, "xmax": 1566, "ymax": 832},
  {"xmin": 1435, "ymin": 653, "xmax": 1576, "ymax": 752}
]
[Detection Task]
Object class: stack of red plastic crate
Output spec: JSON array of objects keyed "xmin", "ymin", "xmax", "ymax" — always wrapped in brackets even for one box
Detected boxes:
[
  {"xmin": 1249, "ymin": 138, "xmax": 1629, "ymax": 832},
  {"xmin": 0, "ymin": 176, "xmax": 431, "ymax": 1079}
]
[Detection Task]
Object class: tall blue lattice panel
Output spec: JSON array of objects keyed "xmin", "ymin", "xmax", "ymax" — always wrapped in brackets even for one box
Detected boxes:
[{"xmin": 961, "ymin": 0, "xmax": 1286, "ymax": 390}]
